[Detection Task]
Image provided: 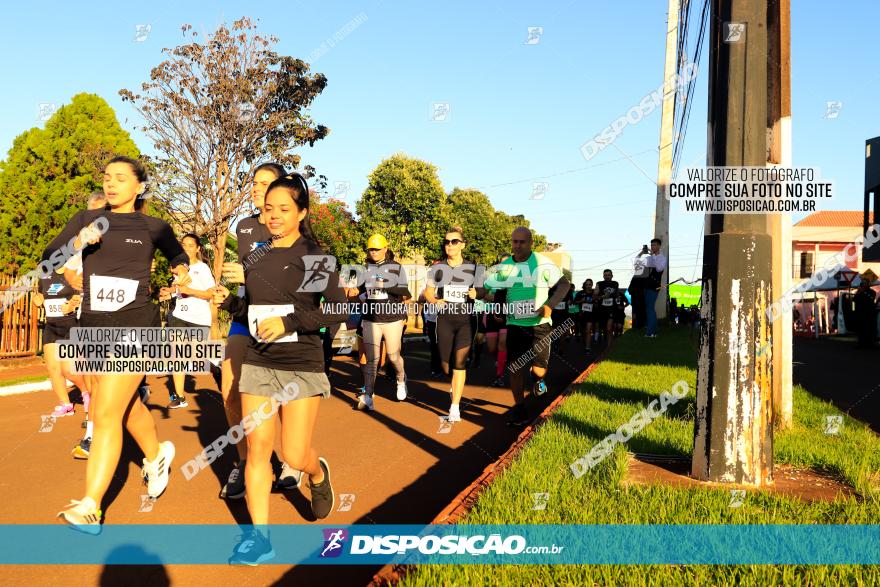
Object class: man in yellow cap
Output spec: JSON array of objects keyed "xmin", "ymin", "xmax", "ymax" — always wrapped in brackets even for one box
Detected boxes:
[{"xmin": 352, "ymin": 234, "xmax": 412, "ymax": 410}]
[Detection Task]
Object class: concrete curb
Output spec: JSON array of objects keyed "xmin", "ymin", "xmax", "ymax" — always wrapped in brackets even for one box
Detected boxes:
[{"xmin": 369, "ymin": 340, "xmax": 615, "ymax": 586}]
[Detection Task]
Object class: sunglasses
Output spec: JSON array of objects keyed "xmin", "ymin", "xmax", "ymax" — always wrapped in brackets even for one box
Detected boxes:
[
  {"xmin": 443, "ymin": 239, "xmax": 463, "ymax": 245},
  {"xmin": 367, "ymin": 248, "xmax": 383, "ymax": 253}
]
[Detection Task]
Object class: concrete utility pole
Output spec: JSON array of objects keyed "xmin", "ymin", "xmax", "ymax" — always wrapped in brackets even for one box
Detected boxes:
[
  {"xmin": 653, "ymin": 0, "xmax": 680, "ymax": 320},
  {"xmin": 768, "ymin": 0, "xmax": 793, "ymax": 429},
  {"xmin": 692, "ymin": 0, "xmax": 774, "ymax": 485}
]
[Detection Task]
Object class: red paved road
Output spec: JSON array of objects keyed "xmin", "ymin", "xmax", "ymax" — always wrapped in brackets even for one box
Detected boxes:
[{"xmin": 0, "ymin": 337, "xmax": 591, "ymax": 586}]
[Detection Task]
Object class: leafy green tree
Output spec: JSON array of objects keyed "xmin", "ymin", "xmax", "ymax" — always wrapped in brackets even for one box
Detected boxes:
[
  {"xmin": 494, "ymin": 210, "xmax": 547, "ymax": 254},
  {"xmin": 0, "ymin": 93, "xmax": 139, "ymax": 273},
  {"xmin": 120, "ymin": 17, "xmax": 330, "ymax": 281},
  {"xmin": 309, "ymin": 195, "xmax": 360, "ymax": 265},
  {"xmin": 356, "ymin": 154, "xmax": 451, "ymax": 259},
  {"xmin": 446, "ymin": 187, "xmax": 505, "ymax": 265}
]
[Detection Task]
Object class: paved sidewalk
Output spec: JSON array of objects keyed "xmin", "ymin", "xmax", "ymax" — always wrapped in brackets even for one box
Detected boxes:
[{"xmin": 0, "ymin": 338, "xmax": 592, "ymax": 586}]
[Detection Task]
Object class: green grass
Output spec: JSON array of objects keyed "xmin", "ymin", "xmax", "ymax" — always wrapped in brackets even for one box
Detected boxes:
[
  {"xmin": 0, "ymin": 374, "xmax": 48, "ymax": 388},
  {"xmin": 401, "ymin": 325, "xmax": 880, "ymax": 586}
]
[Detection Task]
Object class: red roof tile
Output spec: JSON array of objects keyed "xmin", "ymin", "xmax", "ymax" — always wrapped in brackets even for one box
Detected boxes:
[{"xmin": 795, "ymin": 211, "xmax": 874, "ymax": 227}]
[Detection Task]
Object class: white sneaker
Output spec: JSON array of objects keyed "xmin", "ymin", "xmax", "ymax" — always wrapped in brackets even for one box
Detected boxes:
[
  {"xmin": 142, "ymin": 441, "xmax": 175, "ymax": 498},
  {"xmin": 396, "ymin": 378, "xmax": 408, "ymax": 401},
  {"xmin": 276, "ymin": 462, "xmax": 304, "ymax": 490},
  {"xmin": 357, "ymin": 392, "xmax": 375, "ymax": 411},
  {"xmin": 447, "ymin": 404, "xmax": 461, "ymax": 423},
  {"xmin": 57, "ymin": 498, "xmax": 102, "ymax": 534}
]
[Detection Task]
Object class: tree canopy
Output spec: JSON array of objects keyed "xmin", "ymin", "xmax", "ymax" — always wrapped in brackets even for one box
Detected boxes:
[
  {"xmin": 0, "ymin": 93, "xmax": 139, "ymax": 272},
  {"xmin": 120, "ymin": 16, "xmax": 330, "ymax": 280}
]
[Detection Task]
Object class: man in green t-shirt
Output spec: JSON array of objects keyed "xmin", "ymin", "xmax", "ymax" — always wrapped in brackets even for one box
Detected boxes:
[{"xmin": 484, "ymin": 227, "xmax": 571, "ymax": 426}]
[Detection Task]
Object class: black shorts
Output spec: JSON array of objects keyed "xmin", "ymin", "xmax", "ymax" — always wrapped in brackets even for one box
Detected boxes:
[
  {"xmin": 43, "ymin": 318, "xmax": 77, "ymax": 345},
  {"xmin": 597, "ymin": 304, "xmax": 615, "ymax": 323},
  {"xmin": 79, "ymin": 304, "xmax": 161, "ymax": 328},
  {"xmin": 613, "ymin": 311, "xmax": 626, "ymax": 324},
  {"xmin": 507, "ymin": 323, "xmax": 552, "ymax": 370},
  {"xmin": 579, "ymin": 312, "xmax": 596, "ymax": 325},
  {"xmin": 475, "ymin": 314, "xmax": 487, "ymax": 334}
]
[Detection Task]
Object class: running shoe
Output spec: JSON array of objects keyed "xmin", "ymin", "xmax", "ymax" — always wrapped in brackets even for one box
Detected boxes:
[
  {"xmin": 533, "ymin": 378, "xmax": 548, "ymax": 396},
  {"xmin": 57, "ymin": 498, "xmax": 102, "ymax": 535},
  {"xmin": 447, "ymin": 404, "xmax": 461, "ymax": 423},
  {"xmin": 490, "ymin": 377, "xmax": 507, "ymax": 388},
  {"xmin": 220, "ymin": 460, "xmax": 246, "ymax": 499},
  {"xmin": 52, "ymin": 403, "xmax": 75, "ymax": 418},
  {"xmin": 138, "ymin": 385, "xmax": 151, "ymax": 404},
  {"xmin": 168, "ymin": 394, "xmax": 188, "ymax": 409},
  {"xmin": 356, "ymin": 392, "xmax": 374, "ymax": 411},
  {"xmin": 142, "ymin": 441, "xmax": 175, "ymax": 498},
  {"xmin": 275, "ymin": 462, "xmax": 304, "ymax": 490},
  {"xmin": 506, "ymin": 404, "xmax": 529, "ymax": 427},
  {"xmin": 430, "ymin": 371, "xmax": 443, "ymax": 379},
  {"xmin": 309, "ymin": 457, "xmax": 334, "ymax": 520},
  {"xmin": 71, "ymin": 437, "xmax": 91, "ymax": 460},
  {"xmin": 585, "ymin": 347, "xmax": 592, "ymax": 355},
  {"xmin": 395, "ymin": 378, "xmax": 408, "ymax": 401},
  {"xmin": 229, "ymin": 529, "xmax": 275, "ymax": 566}
]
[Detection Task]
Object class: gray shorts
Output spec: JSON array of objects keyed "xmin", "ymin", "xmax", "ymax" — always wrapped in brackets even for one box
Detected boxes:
[{"xmin": 239, "ymin": 364, "xmax": 331, "ymax": 401}]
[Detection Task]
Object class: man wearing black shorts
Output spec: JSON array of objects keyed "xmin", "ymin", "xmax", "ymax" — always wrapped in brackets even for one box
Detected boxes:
[
  {"xmin": 595, "ymin": 269, "xmax": 619, "ymax": 343},
  {"xmin": 485, "ymin": 227, "xmax": 570, "ymax": 426}
]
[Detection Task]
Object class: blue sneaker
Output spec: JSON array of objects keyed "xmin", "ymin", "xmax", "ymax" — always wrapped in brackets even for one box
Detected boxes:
[
  {"xmin": 229, "ymin": 529, "xmax": 275, "ymax": 566},
  {"xmin": 533, "ymin": 378, "xmax": 548, "ymax": 396}
]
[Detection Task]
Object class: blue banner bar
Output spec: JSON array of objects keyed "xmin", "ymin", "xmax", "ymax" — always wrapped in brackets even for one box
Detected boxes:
[{"xmin": 2, "ymin": 525, "xmax": 879, "ymax": 565}]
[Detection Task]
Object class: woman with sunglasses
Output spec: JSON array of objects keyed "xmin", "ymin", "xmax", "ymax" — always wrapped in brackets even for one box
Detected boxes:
[
  {"xmin": 422, "ymin": 227, "xmax": 486, "ymax": 422},
  {"xmin": 355, "ymin": 234, "xmax": 411, "ymax": 411}
]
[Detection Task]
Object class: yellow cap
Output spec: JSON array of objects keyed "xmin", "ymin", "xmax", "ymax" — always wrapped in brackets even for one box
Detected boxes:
[{"xmin": 367, "ymin": 234, "xmax": 388, "ymax": 249}]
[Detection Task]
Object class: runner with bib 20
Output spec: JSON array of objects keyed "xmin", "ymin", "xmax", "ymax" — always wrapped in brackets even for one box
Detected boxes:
[
  {"xmin": 484, "ymin": 227, "xmax": 570, "ymax": 427},
  {"xmin": 51, "ymin": 156, "xmax": 190, "ymax": 534},
  {"xmin": 159, "ymin": 233, "xmax": 216, "ymax": 409}
]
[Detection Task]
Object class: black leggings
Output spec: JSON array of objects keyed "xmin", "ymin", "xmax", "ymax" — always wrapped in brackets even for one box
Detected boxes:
[{"xmin": 437, "ymin": 317, "xmax": 474, "ymax": 371}]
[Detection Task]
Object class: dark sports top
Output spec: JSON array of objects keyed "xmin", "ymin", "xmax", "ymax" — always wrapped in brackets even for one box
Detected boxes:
[
  {"xmin": 236, "ymin": 214, "xmax": 273, "ymax": 267},
  {"xmin": 573, "ymin": 289, "xmax": 597, "ymax": 314},
  {"xmin": 595, "ymin": 280, "xmax": 620, "ymax": 309},
  {"xmin": 430, "ymin": 259, "xmax": 486, "ymax": 323},
  {"xmin": 220, "ymin": 236, "xmax": 348, "ymax": 372},
  {"xmin": 358, "ymin": 260, "xmax": 411, "ymax": 323},
  {"xmin": 46, "ymin": 210, "xmax": 187, "ymax": 314},
  {"xmin": 37, "ymin": 264, "xmax": 78, "ymax": 324}
]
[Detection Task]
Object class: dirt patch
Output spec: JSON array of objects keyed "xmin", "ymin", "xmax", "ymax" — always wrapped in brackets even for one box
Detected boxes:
[{"xmin": 624, "ymin": 453, "xmax": 857, "ymax": 502}]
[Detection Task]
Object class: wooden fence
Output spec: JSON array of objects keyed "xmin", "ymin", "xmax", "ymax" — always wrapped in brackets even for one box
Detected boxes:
[{"xmin": 0, "ymin": 274, "xmax": 41, "ymax": 358}]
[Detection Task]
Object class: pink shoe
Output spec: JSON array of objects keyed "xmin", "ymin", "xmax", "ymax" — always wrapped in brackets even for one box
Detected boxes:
[{"xmin": 51, "ymin": 403, "xmax": 75, "ymax": 417}]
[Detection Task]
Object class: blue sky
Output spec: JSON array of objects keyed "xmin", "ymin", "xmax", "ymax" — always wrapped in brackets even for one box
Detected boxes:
[{"xmin": 1, "ymin": 1, "xmax": 876, "ymax": 284}]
